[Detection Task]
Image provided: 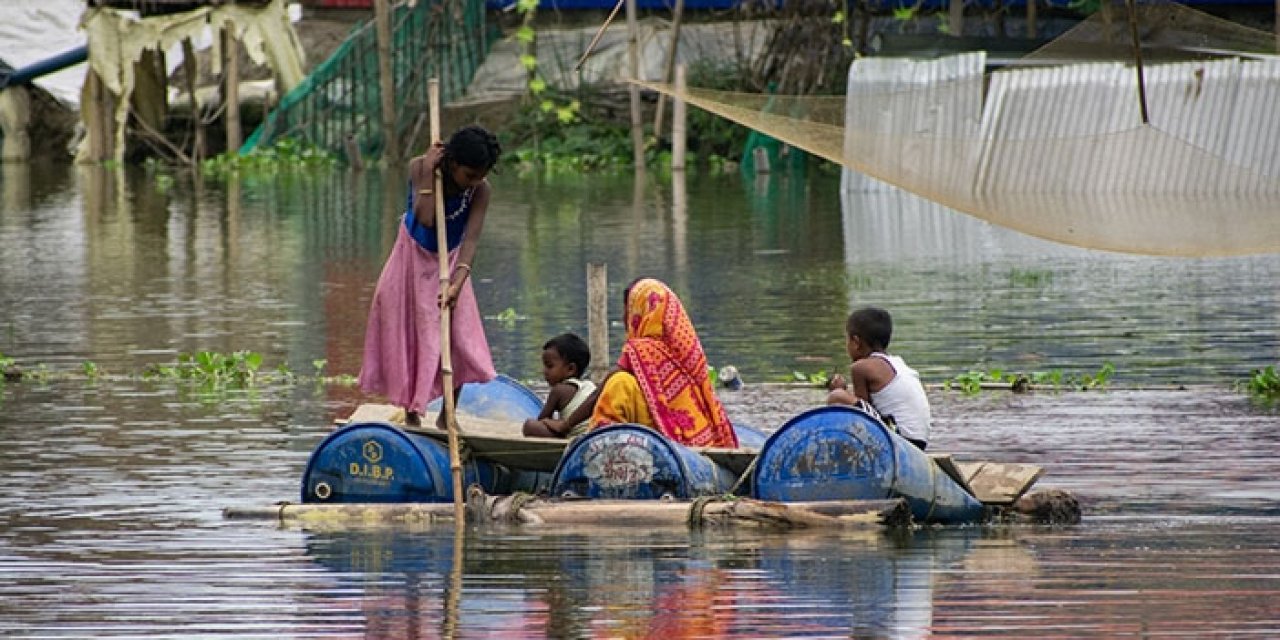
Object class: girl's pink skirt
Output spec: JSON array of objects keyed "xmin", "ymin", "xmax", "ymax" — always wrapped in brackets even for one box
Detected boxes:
[{"xmin": 358, "ymin": 224, "xmax": 496, "ymax": 412}]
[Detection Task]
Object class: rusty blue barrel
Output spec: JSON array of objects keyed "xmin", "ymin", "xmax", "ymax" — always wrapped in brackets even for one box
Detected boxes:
[
  {"xmin": 301, "ymin": 421, "xmax": 497, "ymax": 503},
  {"xmin": 752, "ymin": 406, "xmax": 985, "ymax": 524},
  {"xmin": 550, "ymin": 424, "xmax": 739, "ymax": 500}
]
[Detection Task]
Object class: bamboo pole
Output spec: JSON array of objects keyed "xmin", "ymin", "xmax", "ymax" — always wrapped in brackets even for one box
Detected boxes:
[
  {"xmin": 430, "ymin": 78, "xmax": 466, "ymax": 522},
  {"xmin": 575, "ymin": 0, "xmax": 625, "ymax": 72},
  {"xmin": 222, "ymin": 29, "xmax": 242, "ymax": 154},
  {"xmin": 672, "ymin": 64, "xmax": 687, "ymax": 171},
  {"xmin": 222, "ymin": 495, "xmax": 913, "ymax": 529},
  {"xmin": 1125, "ymin": 0, "xmax": 1150, "ymax": 124},
  {"xmin": 1027, "ymin": 0, "xmax": 1038, "ymax": 39},
  {"xmin": 625, "ymin": 0, "xmax": 645, "ymax": 170},
  {"xmin": 652, "ymin": 0, "xmax": 685, "ymax": 138},
  {"xmin": 586, "ymin": 263, "xmax": 609, "ymax": 385},
  {"xmin": 375, "ymin": 0, "xmax": 400, "ymax": 164}
]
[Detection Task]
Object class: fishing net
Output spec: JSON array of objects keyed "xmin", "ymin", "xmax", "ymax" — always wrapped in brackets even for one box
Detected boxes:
[{"xmin": 640, "ymin": 0, "xmax": 1280, "ymax": 256}]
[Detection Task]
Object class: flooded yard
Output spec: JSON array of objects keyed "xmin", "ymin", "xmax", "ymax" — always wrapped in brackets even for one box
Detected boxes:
[{"xmin": 1, "ymin": 163, "xmax": 1278, "ymax": 637}]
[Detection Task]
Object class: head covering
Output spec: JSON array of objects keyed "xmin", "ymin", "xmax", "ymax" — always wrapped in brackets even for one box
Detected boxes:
[{"xmin": 616, "ymin": 279, "xmax": 738, "ymax": 448}]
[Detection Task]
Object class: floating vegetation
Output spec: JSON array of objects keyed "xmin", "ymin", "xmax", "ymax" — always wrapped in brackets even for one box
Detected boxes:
[
  {"xmin": 0, "ymin": 350, "xmax": 357, "ymax": 393},
  {"xmin": 946, "ymin": 363, "xmax": 1115, "ymax": 394},
  {"xmin": 1239, "ymin": 366, "xmax": 1280, "ymax": 402},
  {"xmin": 1008, "ymin": 268, "xmax": 1054, "ymax": 287},
  {"xmin": 200, "ymin": 138, "xmax": 338, "ymax": 180}
]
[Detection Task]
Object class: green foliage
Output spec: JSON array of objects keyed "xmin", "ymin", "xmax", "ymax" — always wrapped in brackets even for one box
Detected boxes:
[
  {"xmin": 508, "ymin": 110, "xmax": 634, "ymax": 173},
  {"xmin": 1240, "ymin": 366, "xmax": 1280, "ymax": 400},
  {"xmin": 945, "ymin": 363, "xmax": 1116, "ymax": 394},
  {"xmin": 145, "ymin": 350, "xmax": 263, "ymax": 388},
  {"xmin": 790, "ymin": 370, "xmax": 830, "ymax": 387},
  {"xmin": 82, "ymin": 361, "xmax": 100, "ymax": 381},
  {"xmin": 1009, "ymin": 268, "xmax": 1054, "ymax": 287},
  {"xmin": 201, "ymin": 138, "xmax": 337, "ymax": 180}
]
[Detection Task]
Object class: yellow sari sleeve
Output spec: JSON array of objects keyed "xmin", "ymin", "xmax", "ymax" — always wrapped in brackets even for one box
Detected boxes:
[{"xmin": 589, "ymin": 371, "xmax": 654, "ymax": 429}]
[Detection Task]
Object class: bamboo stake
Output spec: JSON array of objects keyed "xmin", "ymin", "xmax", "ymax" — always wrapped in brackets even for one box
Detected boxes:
[
  {"xmin": 575, "ymin": 0, "xmax": 626, "ymax": 72},
  {"xmin": 222, "ymin": 29, "xmax": 242, "ymax": 154},
  {"xmin": 672, "ymin": 64, "xmax": 687, "ymax": 171},
  {"xmin": 375, "ymin": 0, "xmax": 399, "ymax": 163},
  {"xmin": 1125, "ymin": 0, "xmax": 1150, "ymax": 124},
  {"xmin": 625, "ymin": 0, "xmax": 645, "ymax": 170},
  {"xmin": 652, "ymin": 0, "xmax": 685, "ymax": 138},
  {"xmin": 181, "ymin": 39, "xmax": 204, "ymax": 164},
  {"xmin": 430, "ymin": 78, "xmax": 466, "ymax": 522},
  {"xmin": 586, "ymin": 263, "xmax": 609, "ymax": 385}
]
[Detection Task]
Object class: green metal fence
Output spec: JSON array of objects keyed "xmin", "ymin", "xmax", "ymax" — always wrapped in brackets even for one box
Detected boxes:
[{"xmin": 242, "ymin": 0, "xmax": 489, "ymax": 161}]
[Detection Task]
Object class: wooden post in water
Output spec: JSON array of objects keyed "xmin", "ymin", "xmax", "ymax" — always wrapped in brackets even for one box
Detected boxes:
[
  {"xmin": 949, "ymin": 0, "xmax": 964, "ymax": 37},
  {"xmin": 429, "ymin": 79, "xmax": 466, "ymax": 522},
  {"xmin": 181, "ymin": 40, "xmax": 204, "ymax": 163},
  {"xmin": 1027, "ymin": 0, "xmax": 1038, "ymax": 39},
  {"xmin": 625, "ymin": 0, "xmax": 645, "ymax": 170},
  {"xmin": 672, "ymin": 64, "xmax": 687, "ymax": 172},
  {"xmin": 587, "ymin": 263, "xmax": 609, "ymax": 385},
  {"xmin": 375, "ymin": 0, "xmax": 400, "ymax": 164},
  {"xmin": 222, "ymin": 29, "xmax": 242, "ymax": 154},
  {"xmin": 652, "ymin": 0, "xmax": 685, "ymax": 138}
]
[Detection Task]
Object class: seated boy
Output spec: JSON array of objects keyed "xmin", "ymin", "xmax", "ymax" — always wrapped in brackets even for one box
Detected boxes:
[
  {"xmin": 522, "ymin": 333, "xmax": 597, "ymax": 438},
  {"xmin": 827, "ymin": 307, "xmax": 932, "ymax": 450}
]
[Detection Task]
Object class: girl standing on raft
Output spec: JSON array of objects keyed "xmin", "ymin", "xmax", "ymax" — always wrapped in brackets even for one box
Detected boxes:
[{"xmin": 359, "ymin": 125, "xmax": 502, "ymax": 427}]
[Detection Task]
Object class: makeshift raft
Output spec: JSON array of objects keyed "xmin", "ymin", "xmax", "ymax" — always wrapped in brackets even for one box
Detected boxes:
[{"xmin": 288, "ymin": 376, "xmax": 1057, "ymax": 528}]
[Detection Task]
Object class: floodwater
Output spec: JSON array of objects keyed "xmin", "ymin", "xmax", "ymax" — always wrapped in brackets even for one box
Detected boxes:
[{"xmin": 1, "ymin": 161, "xmax": 1278, "ymax": 637}]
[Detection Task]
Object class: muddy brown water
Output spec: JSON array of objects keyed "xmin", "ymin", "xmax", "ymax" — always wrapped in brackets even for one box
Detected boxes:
[{"xmin": 1, "ymin": 164, "xmax": 1278, "ymax": 637}]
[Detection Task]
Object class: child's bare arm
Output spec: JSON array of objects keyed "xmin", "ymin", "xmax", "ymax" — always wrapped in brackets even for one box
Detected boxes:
[{"xmin": 522, "ymin": 384, "xmax": 575, "ymax": 437}]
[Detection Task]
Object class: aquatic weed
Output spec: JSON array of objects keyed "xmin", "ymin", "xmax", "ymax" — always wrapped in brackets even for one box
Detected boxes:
[{"xmin": 1240, "ymin": 366, "xmax": 1280, "ymax": 401}]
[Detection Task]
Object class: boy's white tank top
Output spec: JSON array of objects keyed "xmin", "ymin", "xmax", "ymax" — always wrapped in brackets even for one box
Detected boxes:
[
  {"xmin": 867, "ymin": 353, "xmax": 931, "ymax": 443},
  {"xmin": 562, "ymin": 378, "xmax": 597, "ymax": 430}
]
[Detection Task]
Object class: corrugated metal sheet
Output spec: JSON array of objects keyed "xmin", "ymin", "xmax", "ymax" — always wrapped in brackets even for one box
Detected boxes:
[
  {"xmin": 845, "ymin": 55, "xmax": 1280, "ymax": 196},
  {"xmin": 842, "ymin": 53, "xmax": 985, "ymax": 193}
]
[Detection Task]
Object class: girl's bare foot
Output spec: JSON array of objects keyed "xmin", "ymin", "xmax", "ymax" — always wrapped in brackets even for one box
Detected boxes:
[
  {"xmin": 405, "ymin": 410, "xmax": 422, "ymax": 427},
  {"xmin": 435, "ymin": 412, "xmax": 448, "ymax": 430}
]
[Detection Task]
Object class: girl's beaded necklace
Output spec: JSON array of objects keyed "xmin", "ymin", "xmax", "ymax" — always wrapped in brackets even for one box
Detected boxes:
[{"xmin": 447, "ymin": 186, "xmax": 476, "ymax": 221}]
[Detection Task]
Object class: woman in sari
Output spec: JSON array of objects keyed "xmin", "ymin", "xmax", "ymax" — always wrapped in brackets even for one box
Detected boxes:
[{"xmin": 589, "ymin": 278, "xmax": 739, "ymax": 449}]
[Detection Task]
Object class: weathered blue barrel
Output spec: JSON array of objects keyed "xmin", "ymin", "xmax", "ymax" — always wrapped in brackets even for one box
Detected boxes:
[
  {"xmin": 301, "ymin": 421, "xmax": 496, "ymax": 503},
  {"xmin": 427, "ymin": 373, "xmax": 542, "ymax": 421},
  {"xmin": 752, "ymin": 406, "xmax": 985, "ymax": 524},
  {"xmin": 550, "ymin": 424, "xmax": 740, "ymax": 499},
  {"xmin": 733, "ymin": 422, "xmax": 769, "ymax": 449}
]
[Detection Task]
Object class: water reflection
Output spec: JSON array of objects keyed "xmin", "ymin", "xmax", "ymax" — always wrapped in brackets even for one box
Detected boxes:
[{"xmin": 299, "ymin": 524, "xmax": 1013, "ymax": 638}]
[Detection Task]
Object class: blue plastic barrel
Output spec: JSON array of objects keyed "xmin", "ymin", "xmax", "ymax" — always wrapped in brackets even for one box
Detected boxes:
[
  {"xmin": 752, "ymin": 407, "xmax": 985, "ymax": 524},
  {"xmin": 733, "ymin": 422, "xmax": 769, "ymax": 449},
  {"xmin": 550, "ymin": 424, "xmax": 740, "ymax": 500},
  {"xmin": 301, "ymin": 421, "xmax": 495, "ymax": 503},
  {"xmin": 427, "ymin": 374, "xmax": 542, "ymax": 421}
]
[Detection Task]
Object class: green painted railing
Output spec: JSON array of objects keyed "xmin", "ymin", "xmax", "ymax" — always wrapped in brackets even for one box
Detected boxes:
[{"xmin": 243, "ymin": 0, "xmax": 489, "ymax": 161}]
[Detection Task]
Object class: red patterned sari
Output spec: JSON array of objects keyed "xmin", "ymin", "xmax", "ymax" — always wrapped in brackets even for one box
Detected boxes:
[{"xmin": 592, "ymin": 278, "xmax": 738, "ymax": 448}]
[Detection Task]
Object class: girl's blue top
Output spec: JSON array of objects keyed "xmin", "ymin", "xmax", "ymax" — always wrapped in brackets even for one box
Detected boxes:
[{"xmin": 404, "ymin": 183, "xmax": 475, "ymax": 253}]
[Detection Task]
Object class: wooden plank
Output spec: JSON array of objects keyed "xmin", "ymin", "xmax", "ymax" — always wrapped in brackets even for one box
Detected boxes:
[
  {"xmin": 930, "ymin": 453, "xmax": 976, "ymax": 497},
  {"xmin": 337, "ymin": 404, "xmax": 568, "ymax": 472},
  {"xmin": 696, "ymin": 447, "xmax": 760, "ymax": 477},
  {"xmin": 955, "ymin": 461, "xmax": 1044, "ymax": 505}
]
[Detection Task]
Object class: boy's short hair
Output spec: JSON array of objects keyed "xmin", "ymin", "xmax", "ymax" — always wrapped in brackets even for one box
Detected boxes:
[
  {"xmin": 846, "ymin": 307, "xmax": 893, "ymax": 351},
  {"xmin": 544, "ymin": 333, "xmax": 591, "ymax": 376}
]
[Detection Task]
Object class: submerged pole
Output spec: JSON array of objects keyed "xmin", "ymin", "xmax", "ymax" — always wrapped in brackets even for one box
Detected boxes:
[
  {"xmin": 672, "ymin": 64, "xmax": 687, "ymax": 171},
  {"xmin": 625, "ymin": 0, "xmax": 645, "ymax": 170},
  {"xmin": 652, "ymin": 0, "xmax": 685, "ymax": 137},
  {"xmin": 222, "ymin": 29, "xmax": 242, "ymax": 153},
  {"xmin": 375, "ymin": 0, "xmax": 399, "ymax": 163},
  {"xmin": 587, "ymin": 263, "xmax": 609, "ymax": 385}
]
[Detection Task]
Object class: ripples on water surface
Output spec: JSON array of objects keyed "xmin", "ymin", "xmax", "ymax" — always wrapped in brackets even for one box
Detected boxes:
[{"xmin": 1, "ymin": 164, "xmax": 1278, "ymax": 637}]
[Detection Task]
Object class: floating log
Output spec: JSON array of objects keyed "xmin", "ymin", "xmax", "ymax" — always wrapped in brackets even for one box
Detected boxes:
[{"xmin": 224, "ymin": 487, "xmax": 912, "ymax": 530}]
